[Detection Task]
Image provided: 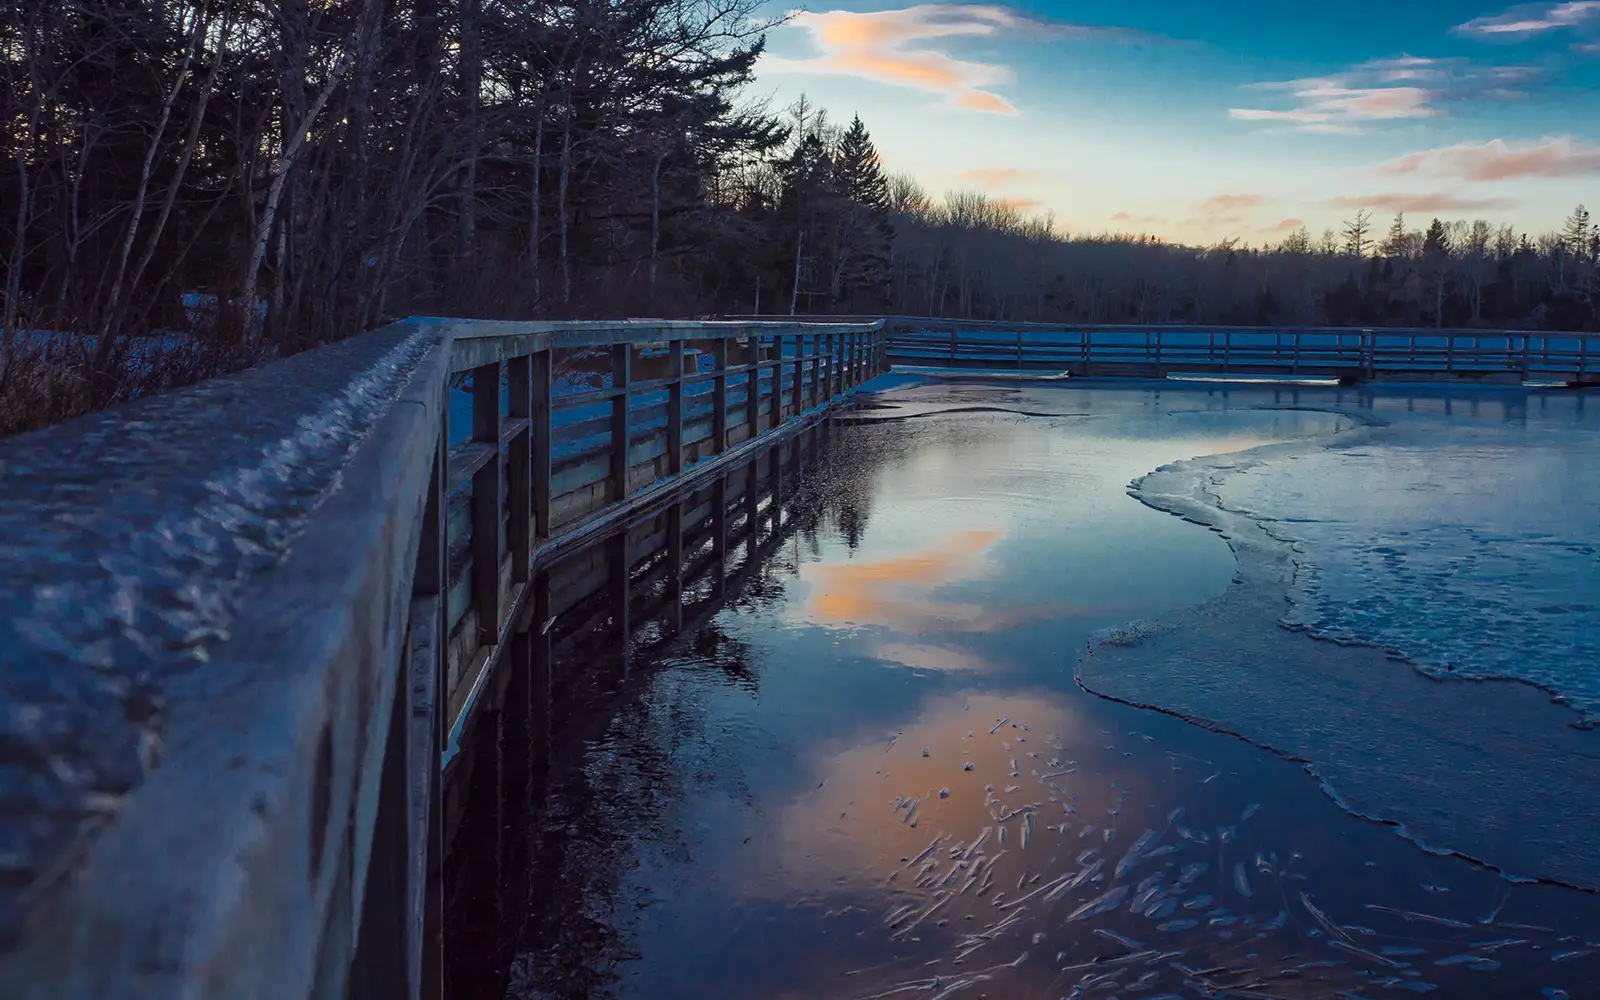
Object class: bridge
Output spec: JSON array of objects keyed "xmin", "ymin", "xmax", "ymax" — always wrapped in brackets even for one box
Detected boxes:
[
  {"xmin": 735, "ymin": 315, "xmax": 1600, "ymax": 385},
  {"xmin": 1, "ymin": 315, "xmax": 1595, "ymax": 1000}
]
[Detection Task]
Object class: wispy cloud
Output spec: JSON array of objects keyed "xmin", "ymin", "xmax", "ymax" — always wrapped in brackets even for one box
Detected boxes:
[
  {"xmin": 1455, "ymin": 1, "xmax": 1600, "ymax": 37},
  {"xmin": 765, "ymin": 4, "xmax": 1153, "ymax": 114},
  {"xmin": 1199, "ymin": 193, "xmax": 1264, "ymax": 213},
  {"xmin": 1263, "ymin": 217, "xmax": 1306, "ymax": 232},
  {"xmin": 1326, "ymin": 192, "xmax": 1519, "ymax": 214},
  {"xmin": 1377, "ymin": 135, "xmax": 1600, "ymax": 180},
  {"xmin": 1230, "ymin": 56, "xmax": 1544, "ymax": 131},
  {"xmin": 955, "ymin": 168, "xmax": 1039, "ymax": 186}
]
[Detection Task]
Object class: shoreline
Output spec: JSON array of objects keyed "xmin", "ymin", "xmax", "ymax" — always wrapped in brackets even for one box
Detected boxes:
[{"xmin": 1078, "ymin": 408, "xmax": 1600, "ymax": 890}]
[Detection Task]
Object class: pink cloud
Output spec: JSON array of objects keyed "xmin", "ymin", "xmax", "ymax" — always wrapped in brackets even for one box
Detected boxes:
[
  {"xmin": 1231, "ymin": 56, "xmax": 1545, "ymax": 132},
  {"xmin": 1199, "ymin": 193, "xmax": 1264, "ymax": 213},
  {"xmin": 1263, "ymin": 217, "xmax": 1305, "ymax": 232},
  {"xmin": 1230, "ymin": 86, "xmax": 1437, "ymax": 127},
  {"xmin": 765, "ymin": 5, "xmax": 1153, "ymax": 115},
  {"xmin": 1455, "ymin": 1, "xmax": 1600, "ymax": 36},
  {"xmin": 1377, "ymin": 135, "xmax": 1600, "ymax": 180},
  {"xmin": 1326, "ymin": 193, "xmax": 1519, "ymax": 213},
  {"xmin": 955, "ymin": 168, "xmax": 1039, "ymax": 186}
]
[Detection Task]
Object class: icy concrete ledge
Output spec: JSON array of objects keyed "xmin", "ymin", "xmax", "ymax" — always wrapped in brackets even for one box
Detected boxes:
[
  {"xmin": 0, "ymin": 320, "xmax": 448, "ymax": 992},
  {"xmin": 1077, "ymin": 414, "xmax": 1600, "ymax": 890}
]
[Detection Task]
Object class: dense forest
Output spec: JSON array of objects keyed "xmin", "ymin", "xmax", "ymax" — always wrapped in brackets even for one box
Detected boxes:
[{"xmin": 2, "ymin": 0, "xmax": 1598, "ymax": 432}]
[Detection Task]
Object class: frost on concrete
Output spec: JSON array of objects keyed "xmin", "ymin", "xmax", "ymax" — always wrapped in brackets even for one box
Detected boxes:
[
  {"xmin": 0, "ymin": 323, "xmax": 436, "ymax": 941},
  {"xmin": 1079, "ymin": 391, "xmax": 1600, "ymax": 889}
]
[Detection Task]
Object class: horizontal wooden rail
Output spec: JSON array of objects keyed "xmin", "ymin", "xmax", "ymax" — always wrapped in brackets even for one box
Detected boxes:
[{"xmin": 870, "ymin": 319, "xmax": 1600, "ymax": 384}]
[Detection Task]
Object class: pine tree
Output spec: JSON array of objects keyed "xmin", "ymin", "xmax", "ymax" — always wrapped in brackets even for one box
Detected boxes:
[
  {"xmin": 1422, "ymin": 218, "xmax": 1451, "ymax": 258},
  {"xmin": 1562, "ymin": 204, "xmax": 1595, "ymax": 258},
  {"xmin": 1341, "ymin": 209, "xmax": 1373, "ymax": 258},
  {"xmin": 834, "ymin": 116, "xmax": 890, "ymax": 213},
  {"xmin": 825, "ymin": 115, "xmax": 894, "ymax": 307},
  {"xmin": 1381, "ymin": 212, "xmax": 1408, "ymax": 257}
]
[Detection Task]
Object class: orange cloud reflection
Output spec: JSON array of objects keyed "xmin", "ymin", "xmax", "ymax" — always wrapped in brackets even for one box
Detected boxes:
[{"xmin": 802, "ymin": 528, "xmax": 1001, "ymax": 631}]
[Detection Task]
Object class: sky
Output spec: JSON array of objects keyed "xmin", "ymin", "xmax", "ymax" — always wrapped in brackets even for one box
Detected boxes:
[{"xmin": 750, "ymin": 0, "xmax": 1600, "ymax": 244}]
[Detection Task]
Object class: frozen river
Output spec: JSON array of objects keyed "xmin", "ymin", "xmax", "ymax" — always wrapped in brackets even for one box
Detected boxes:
[{"xmin": 455, "ymin": 376, "xmax": 1600, "ymax": 1000}]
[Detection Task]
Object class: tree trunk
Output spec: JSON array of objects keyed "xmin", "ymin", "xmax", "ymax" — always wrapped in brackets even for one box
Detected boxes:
[
  {"xmin": 529, "ymin": 105, "xmax": 546, "ymax": 301},
  {"xmin": 649, "ymin": 151, "xmax": 664, "ymax": 303},
  {"xmin": 789, "ymin": 226, "xmax": 804, "ymax": 316},
  {"xmin": 458, "ymin": 0, "xmax": 481, "ymax": 259},
  {"xmin": 558, "ymin": 118, "xmax": 573, "ymax": 305}
]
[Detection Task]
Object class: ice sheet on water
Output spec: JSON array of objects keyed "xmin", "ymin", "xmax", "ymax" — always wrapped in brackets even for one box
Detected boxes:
[{"xmin": 1210, "ymin": 415, "xmax": 1600, "ymax": 718}]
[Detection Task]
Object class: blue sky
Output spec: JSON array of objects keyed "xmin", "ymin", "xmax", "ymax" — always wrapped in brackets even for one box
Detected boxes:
[{"xmin": 752, "ymin": 1, "xmax": 1600, "ymax": 244}]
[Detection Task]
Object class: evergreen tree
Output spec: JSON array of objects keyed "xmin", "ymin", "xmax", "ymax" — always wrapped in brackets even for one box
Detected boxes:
[
  {"xmin": 1381, "ymin": 213, "xmax": 1409, "ymax": 257},
  {"xmin": 1341, "ymin": 209, "xmax": 1373, "ymax": 258},
  {"xmin": 829, "ymin": 115, "xmax": 894, "ymax": 306},
  {"xmin": 1422, "ymin": 218, "xmax": 1452, "ymax": 258},
  {"xmin": 1562, "ymin": 205, "xmax": 1595, "ymax": 258}
]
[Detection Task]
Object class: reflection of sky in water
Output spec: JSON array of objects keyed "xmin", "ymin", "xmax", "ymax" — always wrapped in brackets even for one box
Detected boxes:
[{"xmin": 503, "ymin": 384, "xmax": 1600, "ymax": 1000}]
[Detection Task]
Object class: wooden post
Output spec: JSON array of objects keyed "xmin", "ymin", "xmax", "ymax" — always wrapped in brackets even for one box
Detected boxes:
[
  {"xmin": 793, "ymin": 333, "xmax": 805, "ymax": 415},
  {"xmin": 531, "ymin": 349, "xmax": 552, "ymax": 542},
  {"xmin": 810, "ymin": 334, "xmax": 821, "ymax": 408},
  {"xmin": 712, "ymin": 338, "xmax": 728, "ymax": 452},
  {"xmin": 611, "ymin": 343, "xmax": 631, "ymax": 501},
  {"xmin": 774, "ymin": 333, "xmax": 787, "ymax": 425},
  {"xmin": 823, "ymin": 333, "xmax": 835, "ymax": 398},
  {"xmin": 667, "ymin": 339, "xmax": 684, "ymax": 476},
  {"xmin": 408, "ymin": 434, "xmax": 446, "ymax": 1000},
  {"xmin": 470, "ymin": 361, "xmax": 502, "ymax": 644},
  {"xmin": 948, "ymin": 328, "xmax": 957, "ymax": 366},
  {"xmin": 347, "ymin": 628, "xmax": 415, "ymax": 1000},
  {"xmin": 747, "ymin": 334, "xmax": 761, "ymax": 441},
  {"xmin": 506, "ymin": 354, "xmax": 532, "ymax": 583}
]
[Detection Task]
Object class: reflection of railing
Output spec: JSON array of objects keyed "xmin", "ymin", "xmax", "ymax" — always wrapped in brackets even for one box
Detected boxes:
[
  {"xmin": 2, "ymin": 316, "xmax": 883, "ymax": 1000},
  {"xmin": 444, "ymin": 423, "xmax": 837, "ymax": 995}
]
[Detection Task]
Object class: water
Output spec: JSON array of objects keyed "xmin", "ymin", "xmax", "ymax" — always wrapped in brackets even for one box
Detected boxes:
[
  {"xmin": 1203, "ymin": 407, "xmax": 1600, "ymax": 714},
  {"xmin": 451, "ymin": 378, "xmax": 1600, "ymax": 999}
]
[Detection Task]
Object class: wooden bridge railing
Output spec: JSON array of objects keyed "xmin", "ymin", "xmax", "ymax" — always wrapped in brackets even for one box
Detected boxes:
[
  {"xmin": 726, "ymin": 315, "xmax": 1600, "ymax": 385},
  {"xmin": 0, "ymin": 317, "xmax": 884, "ymax": 1000}
]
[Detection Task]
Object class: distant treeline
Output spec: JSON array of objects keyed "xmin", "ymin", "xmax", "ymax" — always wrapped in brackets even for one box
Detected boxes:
[{"xmin": 2, "ymin": 1, "xmax": 1596, "ymax": 433}]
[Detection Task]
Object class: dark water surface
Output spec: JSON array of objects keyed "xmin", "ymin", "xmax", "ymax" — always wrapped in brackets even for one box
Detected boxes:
[{"xmin": 450, "ymin": 382, "xmax": 1600, "ymax": 1000}]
